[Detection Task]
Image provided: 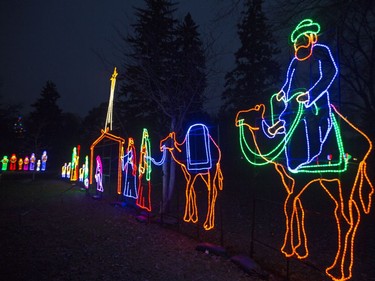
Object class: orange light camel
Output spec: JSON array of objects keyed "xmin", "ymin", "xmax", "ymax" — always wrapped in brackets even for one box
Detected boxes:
[
  {"xmin": 160, "ymin": 124, "xmax": 223, "ymax": 230},
  {"xmin": 235, "ymin": 103, "xmax": 373, "ymax": 281}
]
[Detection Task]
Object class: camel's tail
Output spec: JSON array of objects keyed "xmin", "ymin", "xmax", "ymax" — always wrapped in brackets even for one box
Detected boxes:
[
  {"xmin": 355, "ymin": 160, "xmax": 374, "ymax": 214},
  {"xmin": 214, "ymin": 163, "xmax": 224, "ymax": 191}
]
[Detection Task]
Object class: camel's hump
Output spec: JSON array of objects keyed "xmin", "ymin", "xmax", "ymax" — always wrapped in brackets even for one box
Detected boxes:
[{"xmin": 186, "ymin": 124, "xmax": 212, "ymax": 171}]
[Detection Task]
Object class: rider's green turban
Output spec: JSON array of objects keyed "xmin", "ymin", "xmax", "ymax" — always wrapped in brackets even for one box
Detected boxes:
[{"xmin": 291, "ymin": 19, "xmax": 320, "ymax": 43}]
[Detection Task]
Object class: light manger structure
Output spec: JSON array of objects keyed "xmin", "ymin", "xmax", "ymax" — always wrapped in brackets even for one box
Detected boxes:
[
  {"xmin": 90, "ymin": 129, "xmax": 125, "ymax": 195},
  {"xmin": 89, "ymin": 67, "xmax": 125, "ymax": 195}
]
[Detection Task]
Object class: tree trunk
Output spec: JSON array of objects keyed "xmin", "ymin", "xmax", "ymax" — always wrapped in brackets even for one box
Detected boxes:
[
  {"xmin": 167, "ymin": 158, "xmax": 176, "ymax": 210},
  {"xmin": 161, "ymin": 145, "xmax": 177, "ymax": 213},
  {"xmin": 162, "ymin": 153, "xmax": 170, "ymax": 212},
  {"xmin": 161, "ymin": 118, "xmax": 178, "ymax": 213}
]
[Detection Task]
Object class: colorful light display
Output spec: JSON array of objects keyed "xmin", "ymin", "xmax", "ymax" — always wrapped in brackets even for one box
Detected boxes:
[
  {"xmin": 23, "ymin": 156, "xmax": 29, "ymax": 171},
  {"xmin": 186, "ymin": 124, "xmax": 212, "ymax": 171},
  {"xmin": 90, "ymin": 68, "xmax": 124, "ymax": 194},
  {"xmin": 1, "ymin": 156, "xmax": 9, "ymax": 171},
  {"xmin": 18, "ymin": 157, "xmax": 23, "ymax": 170},
  {"xmin": 136, "ymin": 129, "xmax": 153, "ymax": 211},
  {"xmin": 160, "ymin": 123, "xmax": 223, "ymax": 230},
  {"xmin": 95, "ymin": 155, "xmax": 104, "ymax": 192},
  {"xmin": 105, "ymin": 67, "xmax": 118, "ymax": 131},
  {"xmin": 9, "ymin": 154, "xmax": 17, "ymax": 171},
  {"xmin": 90, "ymin": 128, "xmax": 125, "ymax": 194},
  {"xmin": 62, "ymin": 163, "xmax": 67, "ymax": 178},
  {"xmin": 61, "ymin": 147, "xmax": 82, "ymax": 181},
  {"xmin": 0, "ymin": 153, "xmax": 45, "ymax": 172},
  {"xmin": 41, "ymin": 151, "xmax": 47, "ymax": 171},
  {"xmin": 70, "ymin": 147, "xmax": 79, "ymax": 181},
  {"xmin": 29, "ymin": 153, "xmax": 36, "ymax": 171},
  {"xmin": 79, "ymin": 164, "xmax": 85, "ymax": 182},
  {"xmin": 66, "ymin": 162, "xmax": 71, "ymax": 179},
  {"xmin": 235, "ymin": 19, "xmax": 374, "ymax": 281},
  {"xmin": 84, "ymin": 156, "xmax": 89, "ymax": 189},
  {"xmin": 122, "ymin": 137, "xmax": 138, "ymax": 199}
]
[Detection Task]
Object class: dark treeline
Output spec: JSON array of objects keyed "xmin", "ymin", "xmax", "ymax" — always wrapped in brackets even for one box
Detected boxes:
[{"xmin": 0, "ymin": 0, "xmax": 374, "ymax": 181}]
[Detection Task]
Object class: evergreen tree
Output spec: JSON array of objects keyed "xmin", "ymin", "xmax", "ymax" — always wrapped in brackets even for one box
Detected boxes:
[
  {"xmin": 119, "ymin": 0, "xmax": 177, "ymax": 135},
  {"xmin": 174, "ymin": 13, "xmax": 207, "ymax": 124},
  {"xmin": 118, "ymin": 0, "xmax": 208, "ymax": 211},
  {"xmin": 119, "ymin": 1, "xmax": 207, "ymax": 135},
  {"xmin": 81, "ymin": 102, "xmax": 110, "ymax": 145},
  {"xmin": 27, "ymin": 80, "xmax": 63, "ymax": 169},
  {"xmin": 221, "ymin": 0, "xmax": 280, "ymax": 115},
  {"xmin": 0, "ymin": 102, "xmax": 20, "ymax": 154}
]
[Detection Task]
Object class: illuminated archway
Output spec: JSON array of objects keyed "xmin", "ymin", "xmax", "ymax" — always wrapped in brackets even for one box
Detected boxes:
[{"xmin": 89, "ymin": 128, "xmax": 125, "ymax": 195}]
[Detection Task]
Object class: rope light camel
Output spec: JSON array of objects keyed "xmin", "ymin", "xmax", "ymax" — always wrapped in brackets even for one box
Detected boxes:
[
  {"xmin": 160, "ymin": 124, "xmax": 223, "ymax": 230},
  {"xmin": 235, "ymin": 19, "xmax": 373, "ymax": 281}
]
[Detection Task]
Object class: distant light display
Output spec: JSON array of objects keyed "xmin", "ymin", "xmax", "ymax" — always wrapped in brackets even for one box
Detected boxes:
[
  {"xmin": 23, "ymin": 156, "xmax": 29, "ymax": 170},
  {"xmin": 9, "ymin": 154, "xmax": 17, "ymax": 171},
  {"xmin": 95, "ymin": 155, "xmax": 103, "ymax": 192},
  {"xmin": 84, "ymin": 156, "xmax": 89, "ymax": 189},
  {"xmin": 29, "ymin": 153, "xmax": 36, "ymax": 171},
  {"xmin": 160, "ymin": 123, "xmax": 223, "ymax": 230},
  {"xmin": 235, "ymin": 19, "xmax": 374, "ymax": 281},
  {"xmin": 62, "ymin": 163, "xmax": 67, "ymax": 178},
  {"xmin": 79, "ymin": 164, "xmax": 85, "ymax": 182},
  {"xmin": 0, "ymin": 153, "xmax": 46, "ymax": 173},
  {"xmin": 18, "ymin": 157, "xmax": 23, "ymax": 170},
  {"xmin": 1, "ymin": 156, "xmax": 9, "ymax": 171},
  {"xmin": 66, "ymin": 162, "xmax": 72, "ymax": 179},
  {"xmin": 70, "ymin": 147, "xmax": 78, "ymax": 181},
  {"xmin": 41, "ymin": 151, "xmax": 47, "ymax": 171}
]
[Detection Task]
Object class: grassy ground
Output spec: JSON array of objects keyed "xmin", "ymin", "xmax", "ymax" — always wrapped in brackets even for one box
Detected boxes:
[
  {"xmin": 0, "ymin": 175, "xmax": 267, "ymax": 281},
  {"xmin": 1, "ymin": 169, "xmax": 374, "ymax": 281}
]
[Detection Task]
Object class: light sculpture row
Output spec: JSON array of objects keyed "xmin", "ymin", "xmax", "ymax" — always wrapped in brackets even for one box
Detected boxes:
[
  {"xmin": 61, "ymin": 146, "xmax": 89, "ymax": 189},
  {"xmin": 66, "ymin": 124, "xmax": 223, "ymax": 230},
  {"xmin": 1, "ymin": 151, "xmax": 47, "ymax": 172}
]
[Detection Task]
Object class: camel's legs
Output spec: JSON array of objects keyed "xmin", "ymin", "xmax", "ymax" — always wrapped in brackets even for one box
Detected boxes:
[
  {"xmin": 183, "ymin": 176, "xmax": 198, "ymax": 223},
  {"xmin": 281, "ymin": 193, "xmax": 294, "ymax": 257},
  {"xmin": 281, "ymin": 195, "xmax": 308, "ymax": 258},
  {"xmin": 183, "ymin": 180, "xmax": 192, "ymax": 222},
  {"xmin": 203, "ymin": 173, "xmax": 218, "ymax": 231},
  {"xmin": 292, "ymin": 197, "xmax": 308, "ymax": 259},
  {"xmin": 190, "ymin": 180, "xmax": 198, "ymax": 222},
  {"xmin": 326, "ymin": 199, "xmax": 360, "ymax": 281}
]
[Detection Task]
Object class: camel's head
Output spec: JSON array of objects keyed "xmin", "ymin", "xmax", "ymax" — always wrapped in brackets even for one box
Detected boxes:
[
  {"xmin": 235, "ymin": 104, "xmax": 266, "ymax": 132},
  {"xmin": 160, "ymin": 132, "xmax": 176, "ymax": 152}
]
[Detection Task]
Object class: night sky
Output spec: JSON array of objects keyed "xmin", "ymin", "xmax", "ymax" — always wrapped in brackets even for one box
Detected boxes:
[{"xmin": 0, "ymin": 0, "xmax": 241, "ymax": 118}]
